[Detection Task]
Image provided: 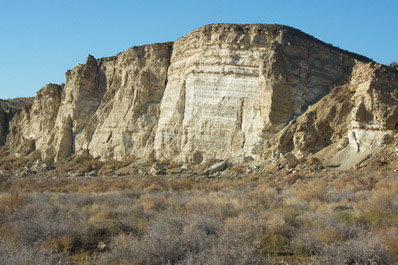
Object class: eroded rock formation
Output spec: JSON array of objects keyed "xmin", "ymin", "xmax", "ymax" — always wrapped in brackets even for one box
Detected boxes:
[
  {"xmin": 3, "ymin": 23, "xmax": 398, "ymax": 169},
  {"xmin": 0, "ymin": 97, "xmax": 34, "ymax": 146}
]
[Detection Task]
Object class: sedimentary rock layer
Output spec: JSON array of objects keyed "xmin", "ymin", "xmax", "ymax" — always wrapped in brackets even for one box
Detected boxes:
[
  {"xmin": 0, "ymin": 98, "xmax": 34, "ymax": 146},
  {"xmin": 153, "ymin": 24, "xmax": 369, "ymax": 162},
  {"xmin": 4, "ymin": 23, "xmax": 397, "ymax": 167}
]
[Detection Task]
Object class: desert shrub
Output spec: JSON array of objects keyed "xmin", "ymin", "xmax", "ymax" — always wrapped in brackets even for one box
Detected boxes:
[
  {"xmin": 336, "ymin": 210, "xmax": 356, "ymax": 226},
  {"xmin": 380, "ymin": 227, "xmax": 398, "ymax": 260},
  {"xmin": 312, "ymin": 235, "xmax": 391, "ymax": 265},
  {"xmin": 9, "ymin": 196, "xmax": 83, "ymax": 248},
  {"xmin": 183, "ymin": 191, "xmax": 244, "ymax": 219},
  {"xmin": 99, "ymin": 155, "xmax": 136, "ymax": 175},
  {"xmin": 326, "ymin": 189, "xmax": 357, "ymax": 203},
  {"xmin": 57, "ymin": 153, "xmax": 104, "ymax": 174},
  {"xmin": 369, "ymin": 188, "xmax": 398, "ymax": 213},
  {"xmin": 356, "ymin": 209, "xmax": 398, "ymax": 227},
  {"xmin": 0, "ymin": 239, "xmax": 68, "ymax": 265},
  {"xmin": 167, "ymin": 178, "xmax": 194, "ymax": 192},
  {"xmin": 196, "ymin": 217, "xmax": 270, "ymax": 265},
  {"xmin": 103, "ymin": 213, "xmax": 223, "ymax": 265},
  {"xmin": 260, "ymin": 211, "xmax": 304, "ymax": 256},
  {"xmin": 297, "ymin": 179, "xmax": 328, "ymax": 201},
  {"xmin": 291, "ymin": 211, "xmax": 364, "ymax": 257},
  {"xmin": 140, "ymin": 193, "xmax": 169, "ymax": 213},
  {"xmin": 178, "ymin": 216, "xmax": 267, "ymax": 265},
  {"xmin": 261, "ymin": 231, "xmax": 290, "ymax": 255},
  {"xmin": 244, "ymin": 187, "xmax": 283, "ymax": 211},
  {"xmin": 0, "ymin": 191, "xmax": 28, "ymax": 215},
  {"xmin": 291, "ymin": 228, "xmax": 323, "ymax": 257},
  {"xmin": 391, "ymin": 61, "xmax": 398, "ymax": 70},
  {"xmin": 0, "ymin": 154, "xmax": 30, "ymax": 171}
]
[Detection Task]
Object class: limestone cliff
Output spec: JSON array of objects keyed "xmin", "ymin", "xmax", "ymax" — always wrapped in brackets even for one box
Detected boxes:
[
  {"xmin": 7, "ymin": 84, "xmax": 63, "ymax": 157},
  {"xmin": 0, "ymin": 105, "xmax": 7, "ymax": 146},
  {"xmin": 268, "ymin": 61, "xmax": 398, "ymax": 168},
  {"xmin": 154, "ymin": 24, "xmax": 369, "ymax": 162},
  {"xmin": 4, "ymin": 23, "xmax": 398, "ymax": 168},
  {"xmin": 0, "ymin": 97, "xmax": 34, "ymax": 146},
  {"xmin": 74, "ymin": 43, "xmax": 172, "ymax": 160}
]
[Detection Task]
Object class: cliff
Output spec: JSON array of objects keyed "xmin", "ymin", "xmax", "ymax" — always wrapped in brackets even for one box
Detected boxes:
[
  {"xmin": 3, "ymin": 24, "xmax": 398, "ymax": 169},
  {"xmin": 0, "ymin": 97, "xmax": 33, "ymax": 145}
]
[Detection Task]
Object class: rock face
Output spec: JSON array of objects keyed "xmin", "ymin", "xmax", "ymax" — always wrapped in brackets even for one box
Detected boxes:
[
  {"xmin": 154, "ymin": 24, "xmax": 368, "ymax": 162},
  {"xmin": 0, "ymin": 98, "xmax": 34, "ymax": 146},
  {"xmin": 4, "ymin": 23, "xmax": 398, "ymax": 168},
  {"xmin": 7, "ymin": 84, "xmax": 63, "ymax": 157},
  {"xmin": 75, "ymin": 44, "xmax": 172, "ymax": 161},
  {"xmin": 0, "ymin": 105, "xmax": 7, "ymax": 145},
  {"xmin": 268, "ymin": 61, "xmax": 398, "ymax": 168}
]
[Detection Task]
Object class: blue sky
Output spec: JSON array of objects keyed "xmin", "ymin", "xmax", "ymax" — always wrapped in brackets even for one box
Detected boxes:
[{"xmin": 1, "ymin": 0, "xmax": 397, "ymax": 99}]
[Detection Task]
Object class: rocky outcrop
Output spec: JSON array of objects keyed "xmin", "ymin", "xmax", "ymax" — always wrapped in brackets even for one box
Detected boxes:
[
  {"xmin": 7, "ymin": 43, "xmax": 172, "ymax": 161},
  {"xmin": 0, "ymin": 98, "xmax": 34, "ymax": 146},
  {"xmin": 0, "ymin": 105, "xmax": 7, "ymax": 145},
  {"xmin": 4, "ymin": 23, "xmax": 398, "ymax": 168},
  {"xmin": 74, "ymin": 43, "xmax": 172, "ymax": 160},
  {"xmin": 268, "ymin": 61, "xmax": 398, "ymax": 168},
  {"xmin": 7, "ymin": 84, "xmax": 63, "ymax": 157},
  {"xmin": 154, "ymin": 24, "xmax": 369, "ymax": 162}
]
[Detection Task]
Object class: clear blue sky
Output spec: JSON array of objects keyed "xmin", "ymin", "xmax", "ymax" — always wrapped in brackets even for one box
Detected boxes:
[{"xmin": 1, "ymin": 0, "xmax": 397, "ymax": 99}]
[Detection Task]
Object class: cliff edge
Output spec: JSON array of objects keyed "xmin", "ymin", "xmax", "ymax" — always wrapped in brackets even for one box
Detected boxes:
[{"xmin": 3, "ymin": 24, "xmax": 398, "ymax": 171}]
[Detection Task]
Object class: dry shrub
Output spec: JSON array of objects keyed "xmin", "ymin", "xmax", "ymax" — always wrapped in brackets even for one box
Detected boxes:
[
  {"xmin": 57, "ymin": 153, "xmax": 104, "ymax": 174},
  {"xmin": 184, "ymin": 192, "xmax": 243, "ymax": 219},
  {"xmin": 102, "ymin": 213, "xmax": 222, "ymax": 265},
  {"xmin": 380, "ymin": 227, "xmax": 398, "ymax": 259},
  {"xmin": 200, "ymin": 216, "xmax": 266, "ymax": 265},
  {"xmin": 140, "ymin": 193, "xmax": 167, "ymax": 213},
  {"xmin": 370, "ymin": 179, "xmax": 398, "ymax": 212},
  {"xmin": 0, "ymin": 154, "xmax": 30, "ymax": 171},
  {"xmin": 10, "ymin": 199, "xmax": 82, "ymax": 246},
  {"xmin": 0, "ymin": 192, "xmax": 28, "ymax": 239},
  {"xmin": 134, "ymin": 176, "xmax": 167, "ymax": 191},
  {"xmin": 245, "ymin": 186, "xmax": 283, "ymax": 211},
  {"xmin": 356, "ymin": 209, "xmax": 398, "ymax": 227},
  {"xmin": 0, "ymin": 239, "xmax": 68, "ymax": 265},
  {"xmin": 167, "ymin": 178, "xmax": 193, "ymax": 191},
  {"xmin": 99, "ymin": 155, "xmax": 136, "ymax": 175},
  {"xmin": 143, "ymin": 183, "xmax": 163, "ymax": 192},
  {"xmin": 0, "ymin": 191, "xmax": 27, "ymax": 215},
  {"xmin": 41, "ymin": 235, "xmax": 74, "ymax": 252},
  {"xmin": 297, "ymin": 179, "xmax": 328, "ymax": 201},
  {"xmin": 317, "ymin": 228, "xmax": 346, "ymax": 244},
  {"xmin": 312, "ymin": 235, "xmax": 391, "ymax": 265},
  {"xmin": 261, "ymin": 231, "xmax": 289, "ymax": 255},
  {"xmin": 286, "ymin": 173, "xmax": 304, "ymax": 185},
  {"xmin": 336, "ymin": 210, "xmax": 356, "ymax": 226}
]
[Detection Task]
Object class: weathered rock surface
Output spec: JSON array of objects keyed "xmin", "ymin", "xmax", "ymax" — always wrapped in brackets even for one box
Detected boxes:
[
  {"xmin": 268, "ymin": 61, "xmax": 398, "ymax": 168},
  {"xmin": 201, "ymin": 160, "xmax": 229, "ymax": 175},
  {"xmin": 3, "ymin": 23, "xmax": 398, "ymax": 169},
  {"xmin": 0, "ymin": 105, "xmax": 7, "ymax": 145},
  {"xmin": 75, "ymin": 44, "xmax": 172, "ymax": 161},
  {"xmin": 154, "ymin": 24, "xmax": 368, "ymax": 162},
  {"xmin": 0, "ymin": 97, "xmax": 34, "ymax": 146},
  {"xmin": 7, "ymin": 84, "xmax": 63, "ymax": 157}
]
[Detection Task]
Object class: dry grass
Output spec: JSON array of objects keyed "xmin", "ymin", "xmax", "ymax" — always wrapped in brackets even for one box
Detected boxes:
[{"xmin": 0, "ymin": 167, "xmax": 398, "ymax": 264}]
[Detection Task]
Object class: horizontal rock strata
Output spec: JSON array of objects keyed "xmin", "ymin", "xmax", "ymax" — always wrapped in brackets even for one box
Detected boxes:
[{"xmin": 3, "ymin": 23, "xmax": 397, "ymax": 167}]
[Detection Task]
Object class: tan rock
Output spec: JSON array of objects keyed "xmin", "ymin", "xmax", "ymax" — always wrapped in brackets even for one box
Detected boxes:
[
  {"xmin": 0, "ymin": 105, "xmax": 7, "ymax": 145},
  {"xmin": 75, "ymin": 43, "xmax": 172, "ymax": 160},
  {"xmin": 154, "ymin": 24, "xmax": 365, "ymax": 162},
  {"xmin": 0, "ymin": 98, "xmax": 34, "ymax": 146},
  {"xmin": 4, "ymin": 24, "xmax": 398, "ymax": 170},
  {"xmin": 7, "ymin": 84, "xmax": 63, "ymax": 157}
]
